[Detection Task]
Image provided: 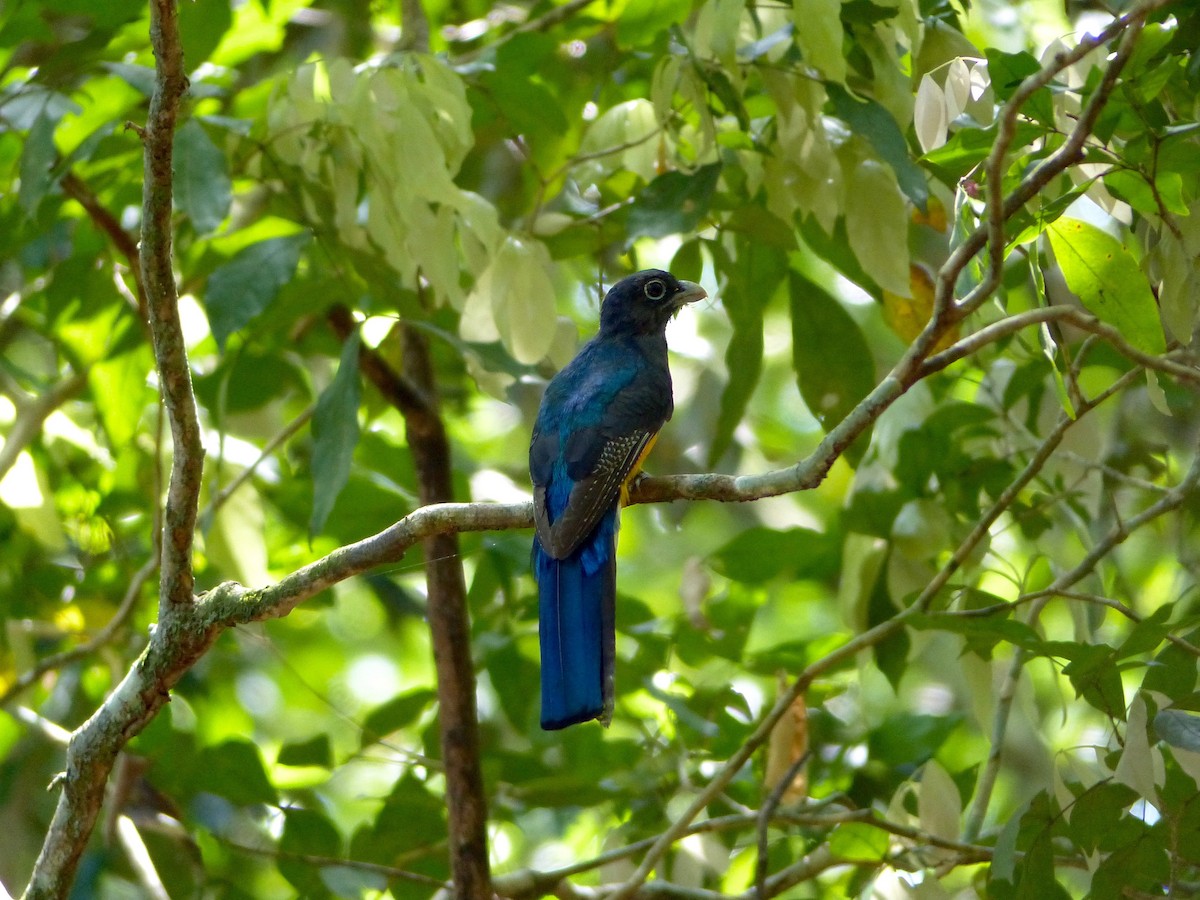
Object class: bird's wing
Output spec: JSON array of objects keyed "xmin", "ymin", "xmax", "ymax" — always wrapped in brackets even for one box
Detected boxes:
[{"xmin": 534, "ymin": 427, "xmax": 658, "ymax": 560}]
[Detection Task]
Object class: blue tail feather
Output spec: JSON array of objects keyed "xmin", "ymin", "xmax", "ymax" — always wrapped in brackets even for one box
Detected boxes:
[{"xmin": 536, "ymin": 512, "xmax": 616, "ymax": 730}]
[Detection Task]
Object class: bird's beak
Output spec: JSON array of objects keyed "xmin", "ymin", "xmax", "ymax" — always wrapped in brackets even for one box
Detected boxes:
[{"xmin": 673, "ymin": 281, "xmax": 707, "ymax": 307}]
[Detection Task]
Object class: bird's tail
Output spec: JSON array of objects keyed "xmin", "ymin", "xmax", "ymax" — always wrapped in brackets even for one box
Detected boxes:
[{"xmin": 535, "ymin": 518, "xmax": 616, "ymax": 730}]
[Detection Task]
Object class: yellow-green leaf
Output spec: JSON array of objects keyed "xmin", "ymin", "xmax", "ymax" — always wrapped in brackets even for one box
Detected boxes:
[
  {"xmin": 828, "ymin": 821, "xmax": 888, "ymax": 861},
  {"xmin": 469, "ymin": 237, "xmax": 556, "ymax": 365},
  {"xmin": 793, "ymin": 0, "xmax": 846, "ymax": 83},
  {"xmin": 1048, "ymin": 218, "xmax": 1165, "ymax": 355},
  {"xmin": 845, "ymin": 159, "xmax": 910, "ymax": 296}
]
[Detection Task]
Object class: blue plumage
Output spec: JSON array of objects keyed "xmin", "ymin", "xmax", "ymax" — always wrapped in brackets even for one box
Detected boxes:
[{"xmin": 530, "ymin": 270, "xmax": 706, "ymax": 730}]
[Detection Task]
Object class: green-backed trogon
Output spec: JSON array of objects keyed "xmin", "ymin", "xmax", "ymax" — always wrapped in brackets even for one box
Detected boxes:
[{"xmin": 530, "ymin": 270, "xmax": 706, "ymax": 730}]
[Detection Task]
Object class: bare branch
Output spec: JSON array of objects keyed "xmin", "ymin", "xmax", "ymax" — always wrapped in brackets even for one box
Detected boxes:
[
  {"xmin": 328, "ymin": 300, "xmax": 491, "ymax": 897},
  {"xmin": 22, "ymin": 0, "xmax": 196, "ymax": 892},
  {"xmin": 60, "ymin": 172, "xmax": 145, "ymax": 314},
  {"xmin": 918, "ymin": 305, "xmax": 1200, "ymax": 385},
  {"xmin": 139, "ymin": 0, "xmax": 203, "ymax": 614},
  {"xmin": 113, "ymin": 817, "xmax": 169, "ymax": 900},
  {"xmin": 0, "ymin": 372, "xmax": 87, "ymax": 482}
]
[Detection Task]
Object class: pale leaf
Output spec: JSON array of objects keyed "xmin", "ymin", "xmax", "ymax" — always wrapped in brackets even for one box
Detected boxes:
[
  {"xmin": 846, "ymin": 159, "xmax": 911, "ymax": 295},
  {"xmin": 917, "ymin": 759, "xmax": 961, "ymax": 843},
  {"xmin": 915, "ymin": 74, "xmax": 948, "ymax": 153}
]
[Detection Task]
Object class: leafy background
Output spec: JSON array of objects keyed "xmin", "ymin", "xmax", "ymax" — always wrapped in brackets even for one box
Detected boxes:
[{"xmin": 2, "ymin": 0, "xmax": 1200, "ymax": 897}]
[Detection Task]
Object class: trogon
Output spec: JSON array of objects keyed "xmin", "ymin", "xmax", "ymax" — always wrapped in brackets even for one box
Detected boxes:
[{"xmin": 530, "ymin": 269, "xmax": 706, "ymax": 730}]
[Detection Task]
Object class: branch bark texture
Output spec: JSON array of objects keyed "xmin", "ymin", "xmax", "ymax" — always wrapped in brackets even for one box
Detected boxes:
[
  {"xmin": 140, "ymin": 0, "xmax": 203, "ymax": 615},
  {"xmin": 22, "ymin": 0, "xmax": 200, "ymax": 894}
]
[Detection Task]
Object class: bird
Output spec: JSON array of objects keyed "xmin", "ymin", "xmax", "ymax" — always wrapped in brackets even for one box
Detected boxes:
[{"xmin": 530, "ymin": 269, "xmax": 707, "ymax": 730}]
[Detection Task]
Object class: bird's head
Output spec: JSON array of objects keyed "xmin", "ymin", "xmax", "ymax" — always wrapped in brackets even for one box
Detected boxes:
[{"xmin": 598, "ymin": 269, "xmax": 707, "ymax": 336}]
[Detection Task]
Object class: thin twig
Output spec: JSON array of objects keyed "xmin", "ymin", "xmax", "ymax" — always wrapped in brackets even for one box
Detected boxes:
[
  {"xmin": 223, "ymin": 838, "xmax": 451, "ymax": 889},
  {"xmin": 962, "ymin": 442, "xmax": 1200, "ymax": 840},
  {"xmin": 0, "ymin": 372, "xmax": 88, "ymax": 482},
  {"xmin": 10, "ymin": 706, "xmax": 71, "ymax": 746},
  {"xmin": 114, "ymin": 817, "xmax": 169, "ymax": 900},
  {"xmin": 756, "ymin": 752, "xmax": 809, "ymax": 900},
  {"xmin": 942, "ymin": 0, "xmax": 1168, "ymax": 321},
  {"xmin": 917, "ymin": 305, "xmax": 1200, "ymax": 386},
  {"xmin": 60, "ymin": 171, "xmax": 145, "ymax": 314},
  {"xmin": 203, "ymin": 403, "xmax": 316, "ymax": 521},
  {"xmin": 0, "ymin": 553, "xmax": 159, "ymax": 708}
]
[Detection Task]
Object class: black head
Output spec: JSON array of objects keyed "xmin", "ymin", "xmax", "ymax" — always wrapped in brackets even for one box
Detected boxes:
[{"xmin": 598, "ymin": 269, "xmax": 707, "ymax": 336}]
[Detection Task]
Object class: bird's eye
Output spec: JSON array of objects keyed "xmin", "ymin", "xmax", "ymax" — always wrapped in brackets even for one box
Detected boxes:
[{"xmin": 643, "ymin": 279, "xmax": 667, "ymax": 301}]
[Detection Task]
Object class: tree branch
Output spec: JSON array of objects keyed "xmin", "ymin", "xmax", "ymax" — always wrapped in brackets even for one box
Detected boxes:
[
  {"xmin": 21, "ymin": 0, "xmax": 198, "ymax": 894},
  {"xmin": 941, "ymin": 0, "xmax": 1168, "ymax": 320},
  {"xmin": 60, "ymin": 171, "xmax": 145, "ymax": 315},
  {"xmin": 139, "ymin": 0, "xmax": 203, "ymax": 615},
  {"xmin": 328, "ymin": 299, "xmax": 492, "ymax": 898},
  {"xmin": 962, "ymin": 443, "xmax": 1200, "ymax": 840},
  {"xmin": 202, "ymin": 402, "xmax": 316, "ymax": 521},
  {"xmin": 396, "ymin": 322, "xmax": 492, "ymax": 900},
  {"xmin": 606, "ymin": 13, "xmax": 1173, "ymax": 888}
]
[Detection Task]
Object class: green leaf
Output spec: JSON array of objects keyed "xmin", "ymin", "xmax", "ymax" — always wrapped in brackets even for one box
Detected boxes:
[
  {"xmin": 19, "ymin": 111, "xmax": 57, "ymax": 216},
  {"xmin": 923, "ymin": 120, "xmax": 1043, "ymax": 180},
  {"xmin": 713, "ymin": 526, "xmax": 840, "ymax": 584},
  {"xmin": 708, "ymin": 237, "xmax": 787, "ymax": 464},
  {"xmin": 1144, "ymin": 640, "xmax": 1199, "ymax": 699},
  {"xmin": 1068, "ymin": 782, "xmax": 1139, "ymax": 854},
  {"xmin": 844, "ymin": 159, "xmax": 911, "ymax": 295},
  {"xmin": 1155, "ymin": 709, "xmax": 1200, "ymax": 753},
  {"xmin": 985, "ymin": 48, "xmax": 1041, "ymax": 101},
  {"xmin": 1048, "ymin": 218, "xmax": 1165, "ymax": 355},
  {"xmin": 193, "ymin": 349, "xmax": 307, "ymax": 415},
  {"xmin": 911, "ymin": 612, "xmax": 1042, "ymax": 660},
  {"xmin": 89, "ymin": 348, "xmax": 153, "ymax": 450},
  {"xmin": 869, "ymin": 713, "xmax": 961, "ymax": 770},
  {"xmin": 1061, "ymin": 644, "xmax": 1125, "ymax": 719},
  {"xmin": 278, "ymin": 734, "xmax": 333, "ymax": 768},
  {"xmin": 174, "ymin": 119, "xmax": 231, "ymax": 234},
  {"xmin": 280, "ymin": 808, "xmax": 342, "ymax": 897},
  {"xmin": 980, "ymin": 47, "xmax": 1056, "ymax": 127},
  {"xmin": 1116, "ymin": 604, "xmax": 1172, "ymax": 659},
  {"xmin": 194, "ymin": 739, "xmax": 277, "ymax": 805},
  {"xmin": 464, "ymin": 236, "xmax": 557, "ymax": 365},
  {"xmin": 627, "ymin": 163, "xmax": 721, "ymax": 239},
  {"xmin": 792, "ymin": 0, "xmax": 846, "ymax": 83},
  {"xmin": 1090, "ymin": 828, "xmax": 1169, "ymax": 899},
  {"xmin": 828, "ymin": 85, "xmax": 928, "ymax": 210},
  {"xmin": 868, "ymin": 554, "xmax": 908, "ymax": 690},
  {"xmin": 479, "ymin": 36, "xmax": 568, "ymax": 141},
  {"xmin": 1015, "ymin": 829, "xmax": 1072, "ymax": 900},
  {"xmin": 310, "ymin": 332, "xmax": 361, "ymax": 536},
  {"xmin": 918, "ymin": 759, "xmax": 962, "ymax": 842},
  {"xmin": 828, "ymin": 822, "xmax": 888, "ymax": 861},
  {"xmin": 990, "ymin": 799, "xmax": 1024, "ymax": 890},
  {"xmin": 361, "ymin": 689, "xmax": 437, "ymax": 748},
  {"xmin": 789, "ymin": 270, "xmax": 876, "ymax": 463},
  {"xmin": 179, "ymin": 0, "xmax": 233, "ymax": 70},
  {"xmin": 205, "ymin": 234, "xmax": 310, "ymax": 350},
  {"xmin": 799, "ymin": 216, "xmax": 876, "ymax": 292}
]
